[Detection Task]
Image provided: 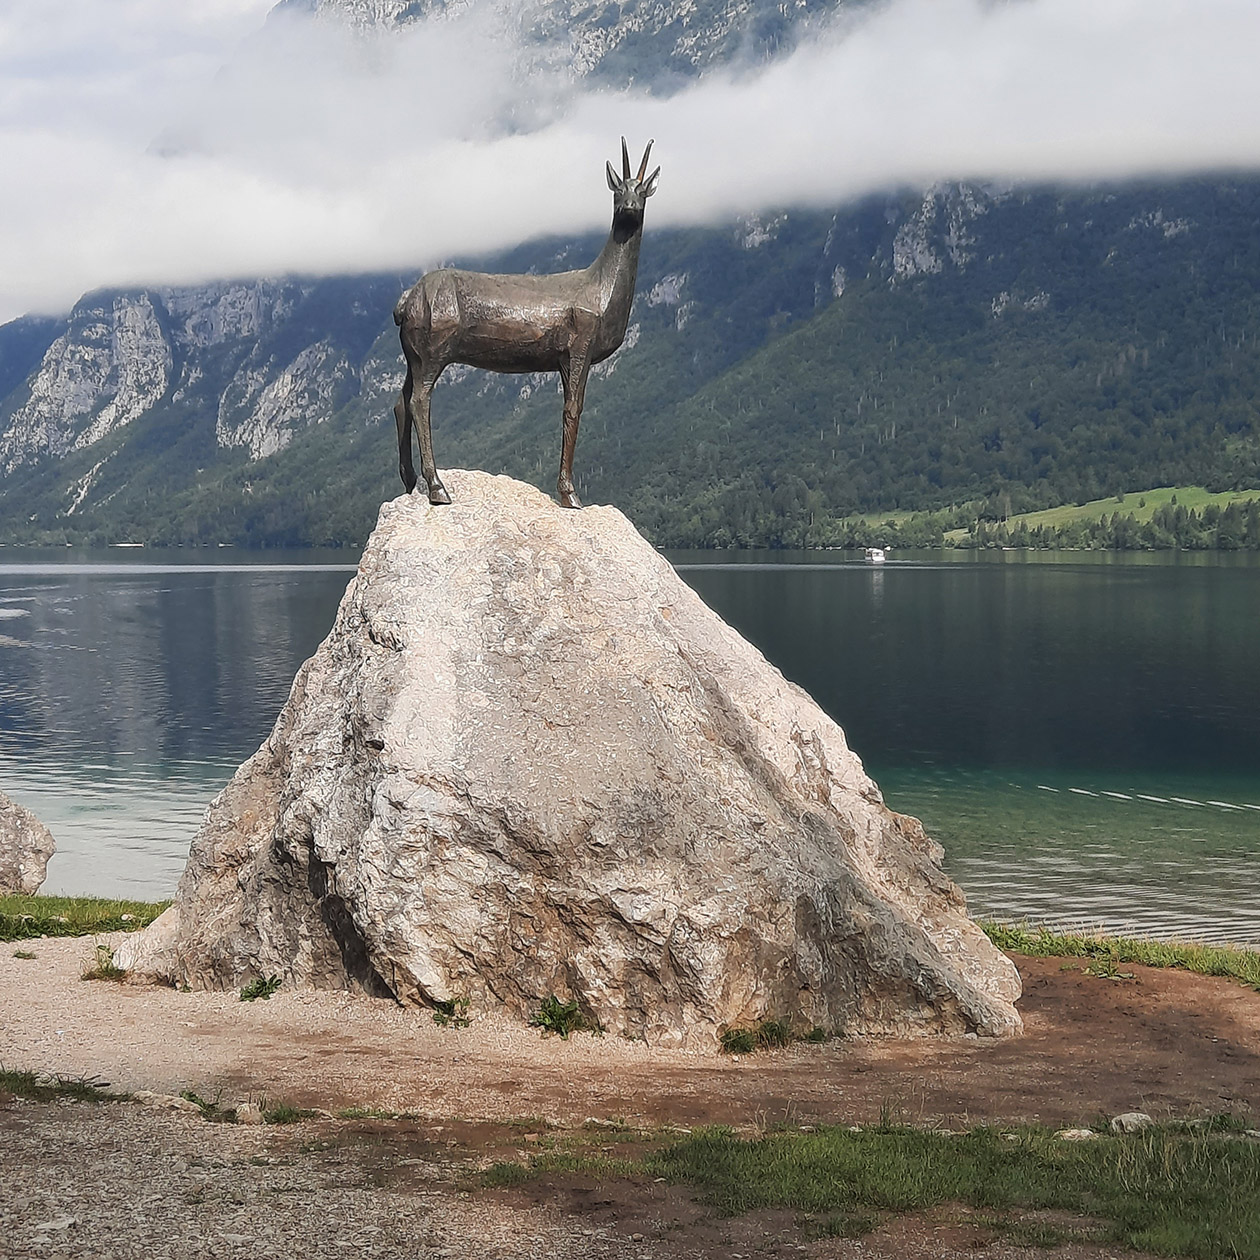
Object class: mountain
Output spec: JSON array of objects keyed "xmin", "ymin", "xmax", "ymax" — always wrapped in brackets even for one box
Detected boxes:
[
  {"xmin": 1, "ymin": 1, "xmax": 1258, "ymax": 548},
  {"xmin": 278, "ymin": 0, "xmax": 845, "ymax": 85}
]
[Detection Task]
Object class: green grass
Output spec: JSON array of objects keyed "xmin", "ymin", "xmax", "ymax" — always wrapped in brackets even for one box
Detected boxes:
[
  {"xmin": 432, "ymin": 997, "xmax": 471, "ymax": 1028},
  {"xmin": 0, "ymin": 1067, "xmax": 115, "ymax": 1102},
  {"xmin": 1003, "ymin": 486, "xmax": 1260, "ymax": 531},
  {"xmin": 720, "ymin": 1020, "xmax": 830, "ymax": 1053},
  {"xmin": 80, "ymin": 943, "xmax": 126, "ymax": 982},
  {"xmin": 0, "ymin": 894, "xmax": 168, "ymax": 941},
  {"xmin": 648, "ymin": 1124, "xmax": 1260, "ymax": 1258},
  {"xmin": 483, "ymin": 1150, "xmax": 640, "ymax": 1188},
  {"xmin": 982, "ymin": 921, "xmax": 1260, "ymax": 991},
  {"xmin": 180, "ymin": 1089, "xmax": 231, "ymax": 1121},
  {"xmin": 262, "ymin": 1101, "xmax": 316, "ymax": 1125},
  {"xmin": 178, "ymin": 1089, "xmax": 313, "ymax": 1124},
  {"xmin": 838, "ymin": 486, "xmax": 1260, "ymax": 546},
  {"xmin": 720, "ymin": 1019, "xmax": 796, "ymax": 1054}
]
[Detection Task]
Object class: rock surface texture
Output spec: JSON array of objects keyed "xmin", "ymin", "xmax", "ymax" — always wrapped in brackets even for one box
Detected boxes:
[
  {"xmin": 0, "ymin": 791, "xmax": 56, "ymax": 893},
  {"xmin": 122, "ymin": 471, "xmax": 1021, "ymax": 1047}
]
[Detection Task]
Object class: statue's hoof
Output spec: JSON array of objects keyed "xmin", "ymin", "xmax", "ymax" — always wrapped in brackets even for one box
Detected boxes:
[
  {"xmin": 559, "ymin": 491, "xmax": 583, "ymax": 509},
  {"xmin": 429, "ymin": 485, "xmax": 452, "ymax": 506}
]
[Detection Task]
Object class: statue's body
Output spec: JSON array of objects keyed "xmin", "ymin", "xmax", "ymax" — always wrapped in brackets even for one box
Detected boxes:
[{"xmin": 393, "ymin": 140, "xmax": 659, "ymax": 508}]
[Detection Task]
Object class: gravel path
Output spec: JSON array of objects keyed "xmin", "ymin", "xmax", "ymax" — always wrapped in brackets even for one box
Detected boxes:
[{"xmin": 0, "ymin": 1098, "xmax": 644, "ymax": 1260}]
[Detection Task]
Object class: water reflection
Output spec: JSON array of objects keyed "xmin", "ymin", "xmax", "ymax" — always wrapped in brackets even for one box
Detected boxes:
[
  {"xmin": 0, "ymin": 557, "xmax": 356, "ymax": 896},
  {"xmin": 673, "ymin": 552, "xmax": 1260, "ymax": 774},
  {"xmin": 0, "ymin": 549, "xmax": 1256, "ymax": 942}
]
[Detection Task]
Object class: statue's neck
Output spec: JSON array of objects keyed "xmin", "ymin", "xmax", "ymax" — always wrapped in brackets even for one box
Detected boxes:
[{"xmin": 592, "ymin": 218, "xmax": 643, "ymax": 306}]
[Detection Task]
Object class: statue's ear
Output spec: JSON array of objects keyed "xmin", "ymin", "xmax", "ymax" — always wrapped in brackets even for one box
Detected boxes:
[
  {"xmin": 642, "ymin": 167, "xmax": 660, "ymax": 198},
  {"xmin": 606, "ymin": 161, "xmax": 621, "ymax": 192}
]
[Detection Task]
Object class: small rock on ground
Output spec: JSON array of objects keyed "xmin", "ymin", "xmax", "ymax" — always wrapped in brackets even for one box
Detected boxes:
[{"xmin": 1110, "ymin": 1112, "xmax": 1154, "ymax": 1134}]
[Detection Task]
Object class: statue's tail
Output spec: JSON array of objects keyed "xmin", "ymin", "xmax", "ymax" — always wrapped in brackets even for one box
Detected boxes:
[{"xmin": 392, "ymin": 293, "xmax": 408, "ymax": 327}]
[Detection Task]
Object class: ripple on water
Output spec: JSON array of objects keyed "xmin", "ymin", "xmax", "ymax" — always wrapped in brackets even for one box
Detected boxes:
[{"xmin": 882, "ymin": 768, "xmax": 1260, "ymax": 946}]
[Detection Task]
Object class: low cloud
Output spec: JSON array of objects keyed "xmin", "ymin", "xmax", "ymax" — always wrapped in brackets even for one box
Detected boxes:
[{"xmin": 4, "ymin": 0, "xmax": 1260, "ymax": 324}]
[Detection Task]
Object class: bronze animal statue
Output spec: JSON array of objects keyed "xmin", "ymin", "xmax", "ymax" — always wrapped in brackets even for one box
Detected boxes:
[{"xmin": 393, "ymin": 139, "xmax": 660, "ymax": 508}]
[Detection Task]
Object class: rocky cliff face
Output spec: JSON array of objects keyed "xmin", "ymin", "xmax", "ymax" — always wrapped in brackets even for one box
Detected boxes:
[
  {"xmin": 121, "ymin": 471, "xmax": 1021, "ymax": 1048},
  {"xmin": 0, "ymin": 275, "xmax": 399, "ymax": 506},
  {"xmin": 0, "ymin": 294, "xmax": 171, "ymax": 473}
]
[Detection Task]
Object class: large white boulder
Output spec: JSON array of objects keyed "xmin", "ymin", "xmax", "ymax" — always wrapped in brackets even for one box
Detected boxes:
[
  {"xmin": 0, "ymin": 790, "xmax": 56, "ymax": 894},
  {"xmin": 121, "ymin": 471, "xmax": 1021, "ymax": 1048}
]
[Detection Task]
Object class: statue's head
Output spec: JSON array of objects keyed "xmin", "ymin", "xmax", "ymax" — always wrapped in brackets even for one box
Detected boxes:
[{"xmin": 606, "ymin": 139, "xmax": 660, "ymax": 225}]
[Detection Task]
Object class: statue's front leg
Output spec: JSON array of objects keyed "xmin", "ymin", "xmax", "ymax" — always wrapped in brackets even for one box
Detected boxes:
[{"xmin": 557, "ymin": 352, "xmax": 590, "ymax": 509}]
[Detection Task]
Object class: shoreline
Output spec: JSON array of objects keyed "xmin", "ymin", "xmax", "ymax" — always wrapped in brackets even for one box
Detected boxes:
[{"xmin": 6, "ymin": 895, "xmax": 1259, "ymax": 993}]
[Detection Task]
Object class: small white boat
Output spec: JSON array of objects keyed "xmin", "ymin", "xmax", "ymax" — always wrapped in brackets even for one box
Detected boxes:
[{"xmin": 864, "ymin": 547, "xmax": 887, "ymax": 564}]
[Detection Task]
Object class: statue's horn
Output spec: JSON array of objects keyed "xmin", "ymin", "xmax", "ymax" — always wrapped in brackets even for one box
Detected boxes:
[
  {"xmin": 637, "ymin": 140, "xmax": 654, "ymax": 183},
  {"xmin": 621, "ymin": 136, "xmax": 632, "ymax": 180}
]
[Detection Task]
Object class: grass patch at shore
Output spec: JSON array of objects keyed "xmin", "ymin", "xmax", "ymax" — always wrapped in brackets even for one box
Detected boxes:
[
  {"xmin": 647, "ymin": 1123, "xmax": 1260, "ymax": 1258},
  {"xmin": 0, "ymin": 894, "xmax": 168, "ymax": 942},
  {"xmin": 982, "ymin": 921, "xmax": 1260, "ymax": 991}
]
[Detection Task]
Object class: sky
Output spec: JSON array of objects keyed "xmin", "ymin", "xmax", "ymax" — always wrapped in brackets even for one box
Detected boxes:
[{"xmin": 3, "ymin": 0, "xmax": 1260, "ymax": 325}]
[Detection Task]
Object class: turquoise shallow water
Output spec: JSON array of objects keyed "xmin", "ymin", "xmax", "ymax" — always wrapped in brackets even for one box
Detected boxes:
[
  {"xmin": 878, "ymin": 766, "xmax": 1260, "ymax": 944},
  {"xmin": 0, "ymin": 547, "xmax": 1256, "ymax": 942}
]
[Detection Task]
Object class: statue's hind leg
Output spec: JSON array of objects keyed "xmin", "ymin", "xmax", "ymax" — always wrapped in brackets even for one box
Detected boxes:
[
  {"xmin": 410, "ymin": 369, "xmax": 451, "ymax": 505},
  {"xmin": 395, "ymin": 373, "xmax": 417, "ymax": 493}
]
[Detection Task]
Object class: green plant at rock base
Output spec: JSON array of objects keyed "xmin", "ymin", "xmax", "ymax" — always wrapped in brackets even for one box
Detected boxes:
[
  {"xmin": 81, "ymin": 943, "xmax": 126, "ymax": 982},
  {"xmin": 180, "ymin": 1089, "xmax": 230, "ymax": 1121},
  {"xmin": 719, "ymin": 1019, "xmax": 812, "ymax": 1054},
  {"xmin": 432, "ymin": 997, "xmax": 471, "ymax": 1029},
  {"xmin": 0, "ymin": 894, "xmax": 167, "ymax": 941},
  {"xmin": 530, "ymin": 995, "xmax": 599, "ymax": 1039},
  {"xmin": 0, "ymin": 1067, "xmax": 114, "ymax": 1102},
  {"xmin": 239, "ymin": 974, "xmax": 282, "ymax": 1002},
  {"xmin": 754, "ymin": 1019, "xmax": 793, "ymax": 1048},
  {"xmin": 720, "ymin": 1027, "xmax": 757, "ymax": 1054}
]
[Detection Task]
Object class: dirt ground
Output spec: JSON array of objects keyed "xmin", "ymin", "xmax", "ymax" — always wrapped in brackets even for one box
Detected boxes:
[{"xmin": 2, "ymin": 937, "xmax": 1258, "ymax": 1258}]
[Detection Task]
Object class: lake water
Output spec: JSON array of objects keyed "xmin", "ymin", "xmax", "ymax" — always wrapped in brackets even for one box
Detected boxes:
[{"xmin": 1, "ymin": 548, "xmax": 1257, "ymax": 944}]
